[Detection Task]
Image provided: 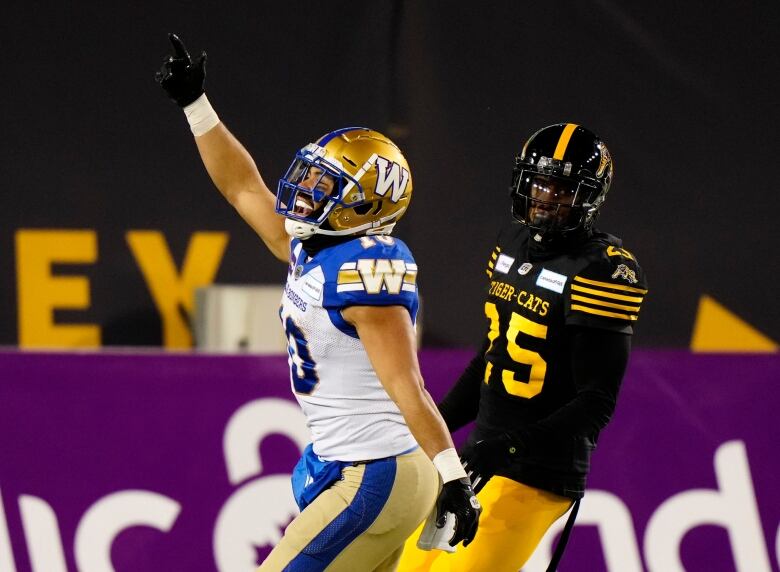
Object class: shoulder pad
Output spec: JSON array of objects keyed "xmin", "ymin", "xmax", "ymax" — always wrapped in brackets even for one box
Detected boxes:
[
  {"xmin": 566, "ymin": 241, "xmax": 648, "ymax": 333},
  {"xmin": 323, "ymin": 236, "xmax": 419, "ymax": 312},
  {"xmin": 590, "ymin": 231, "xmax": 622, "ymax": 248}
]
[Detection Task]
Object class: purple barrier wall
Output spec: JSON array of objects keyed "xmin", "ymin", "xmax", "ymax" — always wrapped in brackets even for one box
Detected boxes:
[{"xmin": 0, "ymin": 350, "xmax": 777, "ymax": 572}]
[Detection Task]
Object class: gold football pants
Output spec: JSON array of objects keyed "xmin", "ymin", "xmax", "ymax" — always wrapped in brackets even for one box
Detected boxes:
[
  {"xmin": 397, "ymin": 476, "xmax": 573, "ymax": 572},
  {"xmin": 258, "ymin": 447, "xmax": 437, "ymax": 572}
]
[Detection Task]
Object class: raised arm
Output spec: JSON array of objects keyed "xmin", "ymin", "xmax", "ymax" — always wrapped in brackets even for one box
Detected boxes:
[
  {"xmin": 192, "ymin": 124, "xmax": 289, "ymax": 260},
  {"xmin": 155, "ymin": 34, "xmax": 289, "ymax": 261},
  {"xmin": 342, "ymin": 304, "xmax": 481, "ymax": 547}
]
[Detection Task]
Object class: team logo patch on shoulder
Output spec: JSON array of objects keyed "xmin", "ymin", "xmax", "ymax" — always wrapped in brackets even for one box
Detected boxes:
[
  {"xmin": 612, "ymin": 264, "xmax": 638, "ymax": 284},
  {"xmin": 494, "ymin": 254, "xmax": 515, "ymax": 274},
  {"xmin": 536, "ymin": 268, "xmax": 567, "ymax": 293},
  {"xmin": 337, "ymin": 259, "xmax": 415, "ymax": 294},
  {"xmin": 518, "ymin": 262, "xmax": 533, "ymax": 275}
]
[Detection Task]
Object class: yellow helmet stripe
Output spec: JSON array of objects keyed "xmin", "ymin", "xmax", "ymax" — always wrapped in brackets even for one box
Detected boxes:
[{"xmin": 553, "ymin": 123, "xmax": 578, "ymax": 160}]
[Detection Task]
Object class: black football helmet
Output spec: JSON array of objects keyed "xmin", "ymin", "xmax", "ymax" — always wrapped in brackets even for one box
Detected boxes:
[{"xmin": 510, "ymin": 123, "xmax": 613, "ymax": 237}]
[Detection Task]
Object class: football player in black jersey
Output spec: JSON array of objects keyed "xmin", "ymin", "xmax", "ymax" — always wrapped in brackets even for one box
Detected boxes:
[{"xmin": 398, "ymin": 123, "xmax": 647, "ymax": 571}]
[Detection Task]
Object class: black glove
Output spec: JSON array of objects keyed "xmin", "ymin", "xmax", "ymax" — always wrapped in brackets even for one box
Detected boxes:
[
  {"xmin": 461, "ymin": 432, "xmax": 520, "ymax": 494},
  {"xmin": 434, "ymin": 477, "xmax": 481, "ymax": 547},
  {"xmin": 155, "ymin": 33, "xmax": 207, "ymax": 107}
]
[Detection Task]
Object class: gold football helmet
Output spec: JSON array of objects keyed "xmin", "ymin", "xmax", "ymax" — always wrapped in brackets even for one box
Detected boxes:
[{"xmin": 276, "ymin": 127, "xmax": 413, "ymax": 238}]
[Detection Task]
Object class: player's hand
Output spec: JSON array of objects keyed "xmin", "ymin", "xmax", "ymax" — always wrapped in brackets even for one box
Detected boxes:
[
  {"xmin": 461, "ymin": 433, "xmax": 520, "ymax": 494},
  {"xmin": 155, "ymin": 33, "xmax": 207, "ymax": 107},
  {"xmin": 434, "ymin": 477, "xmax": 481, "ymax": 547}
]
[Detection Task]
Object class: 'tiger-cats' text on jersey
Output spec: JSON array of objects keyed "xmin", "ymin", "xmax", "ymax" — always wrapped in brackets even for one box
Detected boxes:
[{"xmin": 280, "ymin": 236, "xmax": 419, "ymax": 462}]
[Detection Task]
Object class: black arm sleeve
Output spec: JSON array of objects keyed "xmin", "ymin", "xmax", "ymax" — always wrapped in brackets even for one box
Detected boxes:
[
  {"xmin": 520, "ymin": 327, "xmax": 631, "ymax": 444},
  {"xmin": 437, "ymin": 339, "xmax": 490, "ymax": 432}
]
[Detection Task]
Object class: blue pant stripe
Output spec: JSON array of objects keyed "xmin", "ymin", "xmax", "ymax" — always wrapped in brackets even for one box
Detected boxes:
[{"xmin": 283, "ymin": 457, "xmax": 397, "ymax": 571}]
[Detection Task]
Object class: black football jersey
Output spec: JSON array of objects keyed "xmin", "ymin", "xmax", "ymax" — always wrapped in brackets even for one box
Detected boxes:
[{"xmin": 471, "ymin": 220, "xmax": 648, "ymax": 498}]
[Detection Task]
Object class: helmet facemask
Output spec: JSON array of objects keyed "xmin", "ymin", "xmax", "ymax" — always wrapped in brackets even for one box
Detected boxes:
[
  {"xmin": 277, "ymin": 131, "xmax": 413, "ymax": 239},
  {"xmin": 511, "ymin": 168, "xmax": 602, "ymax": 235},
  {"xmin": 276, "ymin": 144, "xmax": 366, "ymax": 238}
]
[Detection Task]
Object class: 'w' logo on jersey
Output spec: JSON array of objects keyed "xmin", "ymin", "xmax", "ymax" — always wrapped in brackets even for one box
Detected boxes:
[
  {"xmin": 373, "ymin": 156, "xmax": 410, "ymax": 203},
  {"xmin": 337, "ymin": 259, "xmax": 417, "ymax": 295},
  {"xmin": 357, "ymin": 259, "xmax": 407, "ymax": 294}
]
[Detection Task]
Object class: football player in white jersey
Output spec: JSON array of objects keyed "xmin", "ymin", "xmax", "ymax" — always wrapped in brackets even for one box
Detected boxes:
[{"xmin": 156, "ymin": 34, "xmax": 481, "ymax": 571}]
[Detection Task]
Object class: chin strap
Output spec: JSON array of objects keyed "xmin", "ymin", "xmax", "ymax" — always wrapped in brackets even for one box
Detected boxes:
[
  {"xmin": 284, "ymin": 219, "xmax": 318, "ymax": 239},
  {"xmin": 285, "ymin": 218, "xmax": 398, "ymax": 239}
]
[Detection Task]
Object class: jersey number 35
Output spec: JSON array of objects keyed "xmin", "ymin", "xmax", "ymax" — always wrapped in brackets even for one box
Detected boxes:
[{"xmin": 484, "ymin": 302, "xmax": 548, "ymax": 398}]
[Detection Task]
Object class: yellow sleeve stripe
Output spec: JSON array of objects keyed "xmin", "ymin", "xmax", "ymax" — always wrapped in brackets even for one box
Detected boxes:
[
  {"xmin": 571, "ymin": 304, "xmax": 638, "ymax": 321},
  {"xmin": 571, "ymin": 294, "xmax": 641, "ymax": 313},
  {"xmin": 571, "ymin": 284, "xmax": 644, "ymax": 303},
  {"xmin": 486, "ymin": 246, "xmax": 500, "ymax": 278},
  {"xmin": 337, "ymin": 270, "xmax": 362, "ymax": 284},
  {"xmin": 574, "ymin": 275, "xmax": 647, "ymax": 294},
  {"xmin": 403, "ymin": 271, "xmax": 417, "ymax": 285},
  {"xmin": 484, "ymin": 362, "xmax": 493, "ymax": 383}
]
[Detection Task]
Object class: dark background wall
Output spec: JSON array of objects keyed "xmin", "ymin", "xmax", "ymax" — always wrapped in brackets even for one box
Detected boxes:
[{"xmin": 2, "ymin": 1, "xmax": 778, "ymax": 349}]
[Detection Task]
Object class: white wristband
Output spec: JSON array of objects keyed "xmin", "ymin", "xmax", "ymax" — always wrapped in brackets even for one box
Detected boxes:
[
  {"xmin": 432, "ymin": 448, "xmax": 468, "ymax": 484},
  {"xmin": 183, "ymin": 93, "xmax": 220, "ymax": 137}
]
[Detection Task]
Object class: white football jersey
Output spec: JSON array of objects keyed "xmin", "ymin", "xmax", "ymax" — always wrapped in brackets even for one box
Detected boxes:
[{"xmin": 279, "ymin": 236, "xmax": 420, "ymax": 462}]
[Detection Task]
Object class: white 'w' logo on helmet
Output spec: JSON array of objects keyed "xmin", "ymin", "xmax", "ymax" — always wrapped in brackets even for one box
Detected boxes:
[{"xmin": 373, "ymin": 156, "xmax": 410, "ymax": 203}]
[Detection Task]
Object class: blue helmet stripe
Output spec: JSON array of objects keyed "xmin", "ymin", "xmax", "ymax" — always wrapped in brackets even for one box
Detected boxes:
[{"xmin": 317, "ymin": 126, "xmax": 371, "ymax": 147}]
